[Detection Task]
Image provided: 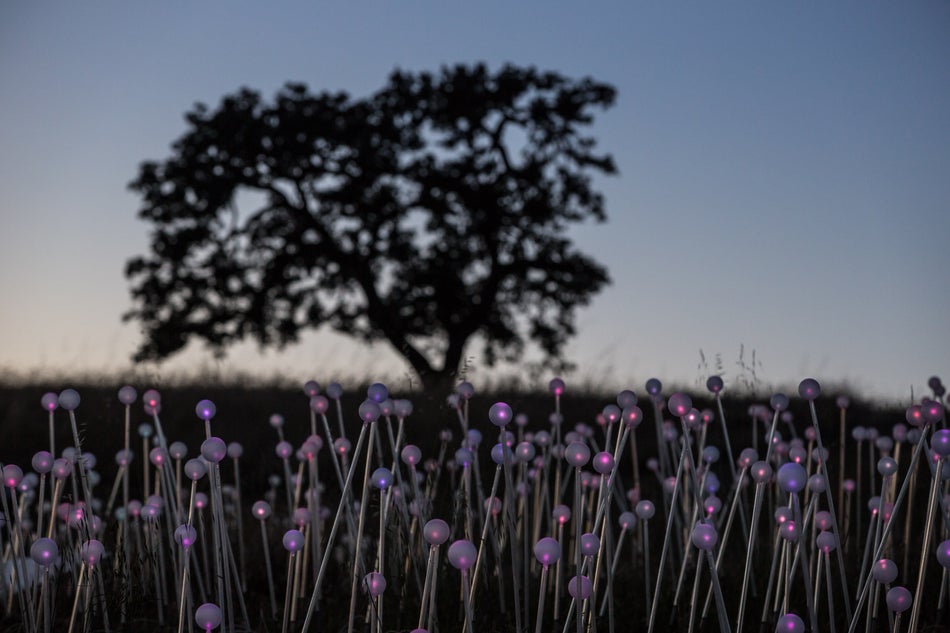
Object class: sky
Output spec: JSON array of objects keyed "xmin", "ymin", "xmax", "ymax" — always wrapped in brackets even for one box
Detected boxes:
[{"xmin": 1, "ymin": 1, "xmax": 948, "ymax": 403}]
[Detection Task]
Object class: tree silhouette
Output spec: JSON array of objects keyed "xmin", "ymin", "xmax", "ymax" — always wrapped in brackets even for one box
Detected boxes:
[{"xmin": 125, "ymin": 63, "xmax": 616, "ymax": 392}]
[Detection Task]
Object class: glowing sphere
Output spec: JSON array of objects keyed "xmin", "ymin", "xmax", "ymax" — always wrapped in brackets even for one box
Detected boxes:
[
  {"xmin": 358, "ymin": 400, "xmax": 381, "ymax": 423},
  {"xmin": 491, "ymin": 443, "xmax": 513, "ymax": 465},
  {"xmin": 923, "ymin": 401, "xmax": 945, "ymax": 426},
  {"xmin": 283, "ymin": 529, "xmax": 305, "ymax": 552},
  {"xmin": 456, "ymin": 381, "xmax": 475, "ymax": 400},
  {"xmin": 872, "ymin": 559, "xmax": 898, "ymax": 584},
  {"xmin": 579, "ymin": 532, "xmax": 600, "ymax": 557},
  {"xmin": 275, "ymin": 441, "xmax": 293, "ymax": 460},
  {"xmin": 41, "ymin": 392, "xmax": 59, "ymax": 411},
  {"xmin": 553, "ymin": 505, "xmax": 572, "ymax": 525},
  {"xmin": 308, "ymin": 395, "xmax": 329, "ymax": 415},
  {"xmin": 780, "ymin": 521, "xmax": 799, "ymax": 542},
  {"xmin": 371, "ymin": 467, "xmax": 393, "ymax": 490},
  {"xmin": 622, "ymin": 405, "xmax": 643, "ymax": 429},
  {"xmin": 423, "ymin": 519, "xmax": 450, "ymax": 546},
  {"xmin": 775, "ymin": 613, "xmax": 804, "ymax": 633},
  {"xmin": 30, "ymin": 537, "xmax": 58, "ymax": 567},
  {"xmin": 706, "ymin": 375, "xmax": 724, "ymax": 394},
  {"xmin": 738, "ymin": 448, "xmax": 758, "ymax": 468},
  {"xmin": 175, "ymin": 524, "xmax": 198, "ymax": 549},
  {"xmin": 252, "ymin": 501, "xmax": 272, "ymax": 520},
  {"xmin": 931, "ymin": 429, "xmax": 950, "ymax": 457},
  {"xmin": 770, "ymin": 393, "xmax": 789, "ymax": 412},
  {"xmin": 80, "ymin": 539, "xmax": 104, "ymax": 566},
  {"xmin": 777, "ymin": 463, "xmax": 807, "ymax": 493},
  {"xmin": 195, "ymin": 400, "xmax": 216, "ymax": 421},
  {"xmin": 489, "ymin": 402, "xmax": 513, "ymax": 427},
  {"xmin": 200, "ymin": 438, "xmax": 227, "ymax": 463},
  {"xmin": 58, "ymin": 389, "xmax": 80, "ymax": 411},
  {"xmin": 751, "ymin": 461, "xmax": 773, "ymax": 484},
  {"xmin": 303, "ymin": 380, "xmax": 321, "ymax": 397},
  {"xmin": 447, "ymin": 540, "xmax": 477, "ymax": 570},
  {"xmin": 394, "ymin": 399, "xmax": 413, "ymax": 418},
  {"xmin": 118, "ymin": 386, "xmax": 138, "ymax": 405},
  {"xmin": 195, "ymin": 603, "xmax": 223, "ymax": 631},
  {"xmin": 691, "ymin": 522, "xmax": 718, "ymax": 550},
  {"xmin": 634, "ymin": 500, "xmax": 655, "ymax": 521},
  {"xmin": 905, "ymin": 405, "xmax": 923, "ymax": 427},
  {"xmin": 363, "ymin": 572, "xmax": 387, "ymax": 597},
  {"xmin": 549, "ymin": 377, "xmax": 566, "ymax": 396},
  {"xmin": 798, "ymin": 379, "xmax": 821, "ymax": 401},
  {"xmin": 568, "ymin": 575, "xmax": 593, "ymax": 600},
  {"xmin": 936, "ymin": 540, "xmax": 950, "ymax": 569},
  {"xmin": 3, "ymin": 465, "xmax": 23, "ymax": 488},
  {"xmin": 531, "ymin": 537, "xmax": 561, "ymax": 566},
  {"xmin": 32, "ymin": 451, "xmax": 54, "ymax": 474},
  {"xmin": 645, "ymin": 378, "xmax": 662, "ymax": 396},
  {"xmin": 592, "ymin": 451, "xmax": 615, "ymax": 475},
  {"xmin": 816, "ymin": 531, "xmax": 837, "ymax": 553},
  {"xmin": 885, "ymin": 587, "xmax": 912, "ymax": 613},
  {"xmin": 366, "ymin": 382, "xmax": 389, "ymax": 403},
  {"xmin": 667, "ymin": 393, "xmax": 692, "ymax": 417},
  {"xmin": 401, "ymin": 445, "xmax": 422, "ymax": 466},
  {"xmin": 564, "ymin": 441, "xmax": 591, "ymax": 468}
]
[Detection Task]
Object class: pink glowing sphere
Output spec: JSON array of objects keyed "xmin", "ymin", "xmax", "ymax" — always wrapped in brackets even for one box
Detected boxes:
[
  {"xmin": 283, "ymin": 529, "xmax": 305, "ymax": 552},
  {"xmin": 534, "ymin": 537, "xmax": 561, "ymax": 566},
  {"xmin": 358, "ymin": 400, "xmax": 381, "ymax": 423},
  {"xmin": 456, "ymin": 381, "xmax": 475, "ymax": 400},
  {"xmin": 706, "ymin": 376, "xmax": 724, "ymax": 394},
  {"xmin": 41, "ymin": 392, "xmax": 59, "ymax": 411},
  {"xmin": 621, "ymin": 405, "xmax": 643, "ymax": 429},
  {"xmin": 184, "ymin": 458, "xmax": 207, "ymax": 481},
  {"xmin": 80, "ymin": 539, "xmax": 104, "ymax": 567},
  {"xmin": 30, "ymin": 537, "xmax": 58, "ymax": 567},
  {"xmin": 885, "ymin": 587, "xmax": 912, "ymax": 613},
  {"xmin": 175, "ymin": 524, "xmax": 198, "ymax": 549},
  {"xmin": 32, "ymin": 451, "xmax": 54, "ymax": 474},
  {"xmin": 401, "ymin": 444, "xmax": 422, "ymax": 466},
  {"xmin": 667, "ymin": 392, "xmax": 692, "ymax": 418},
  {"xmin": 549, "ymin": 377, "xmax": 566, "ymax": 396},
  {"xmin": 309, "ymin": 395, "xmax": 329, "ymax": 415},
  {"xmin": 751, "ymin": 461, "xmax": 773, "ymax": 484},
  {"xmin": 448, "ymin": 540, "xmax": 477, "ymax": 570},
  {"xmin": 936, "ymin": 540, "xmax": 950, "ymax": 569},
  {"xmin": 553, "ymin": 504, "xmax": 572, "ymax": 525},
  {"xmin": 798, "ymin": 379, "xmax": 821, "ymax": 401},
  {"xmin": 363, "ymin": 572, "xmax": 387, "ymax": 597},
  {"xmin": 195, "ymin": 399, "xmax": 216, "ymax": 421},
  {"xmin": 872, "ymin": 559, "xmax": 898, "ymax": 584},
  {"xmin": 423, "ymin": 519, "xmax": 450, "ymax": 546},
  {"xmin": 592, "ymin": 451, "xmax": 615, "ymax": 474},
  {"xmin": 252, "ymin": 500, "xmax": 272, "ymax": 520},
  {"xmin": 816, "ymin": 531, "xmax": 837, "ymax": 553},
  {"xmin": 303, "ymin": 380, "xmax": 321, "ymax": 397},
  {"xmin": 580, "ymin": 533, "xmax": 600, "ymax": 557},
  {"xmin": 636, "ymin": 500, "xmax": 656, "ymax": 520},
  {"xmin": 691, "ymin": 522, "xmax": 718, "ymax": 551},
  {"xmin": 489, "ymin": 402, "xmax": 513, "ymax": 427},
  {"xmin": 3, "ymin": 465, "xmax": 23, "ymax": 488},
  {"xmin": 618, "ymin": 511, "xmax": 637, "ymax": 530},
  {"xmin": 195, "ymin": 603, "xmax": 222, "ymax": 631},
  {"xmin": 775, "ymin": 613, "xmax": 804, "ymax": 633},
  {"xmin": 564, "ymin": 441, "xmax": 591, "ymax": 468}
]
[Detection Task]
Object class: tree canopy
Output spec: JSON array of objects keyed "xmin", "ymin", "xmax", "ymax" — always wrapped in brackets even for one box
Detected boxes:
[{"xmin": 126, "ymin": 63, "xmax": 616, "ymax": 392}]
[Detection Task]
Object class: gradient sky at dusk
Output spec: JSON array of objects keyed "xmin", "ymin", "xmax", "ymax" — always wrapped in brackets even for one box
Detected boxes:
[{"xmin": 1, "ymin": 2, "xmax": 948, "ymax": 402}]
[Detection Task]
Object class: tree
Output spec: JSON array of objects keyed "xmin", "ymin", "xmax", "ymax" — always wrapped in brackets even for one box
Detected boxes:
[{"xmin": 125, "ymin": 63, "xmax": 616, "ymax": 393}]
